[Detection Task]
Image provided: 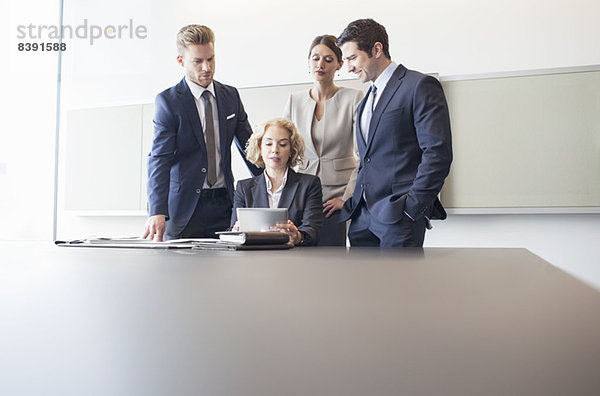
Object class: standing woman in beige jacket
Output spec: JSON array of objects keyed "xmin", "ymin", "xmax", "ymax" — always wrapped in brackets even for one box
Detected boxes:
[{"xmin": 284, "ymin": 35, "xmax": 364, "ymax": 246}]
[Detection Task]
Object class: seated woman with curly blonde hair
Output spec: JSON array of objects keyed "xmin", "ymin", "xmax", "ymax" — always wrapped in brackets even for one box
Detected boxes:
[{"xmin": 230, "ymin": 118, "xmax": 323, "ymax": 246}]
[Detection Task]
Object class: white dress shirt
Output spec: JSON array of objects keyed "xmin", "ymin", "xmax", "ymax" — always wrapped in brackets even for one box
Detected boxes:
[
  {"xmin": 265, "ymin": 168, "xmax": 289, "ymax": 208},
  {"xmin": 185, "ymin": 77, "xmax": 225, "ymax": 189},
  {"xmin": 360, "ymin": 61, "xmax": 398, "ymax": 139}
]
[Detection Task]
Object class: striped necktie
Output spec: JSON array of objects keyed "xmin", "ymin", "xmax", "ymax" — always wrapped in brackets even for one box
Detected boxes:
[{"xmin": 201, "ymin": 90, "xmax": 217, "ymax": 186}]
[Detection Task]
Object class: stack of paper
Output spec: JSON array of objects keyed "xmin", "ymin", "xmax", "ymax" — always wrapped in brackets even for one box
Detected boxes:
[
  {"xmin": 55, "ymin": 237, "xmax": 215, "ymax": 249},
  {"xmin": 55, "ymin": 233, "xmax": 293, "ymax": 250}
]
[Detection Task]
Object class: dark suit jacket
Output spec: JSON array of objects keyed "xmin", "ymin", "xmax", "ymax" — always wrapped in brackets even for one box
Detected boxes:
[
  {"xmin": 341, "ymin": 64, "xmax": 453, "ymax": 225},
  {"xmin": 231, "ymin": 169, "xmax": 323, "ymax": 246},
  {"xmin": 147, "ymin": 78, "xmax": 261, "ymax": 237}
]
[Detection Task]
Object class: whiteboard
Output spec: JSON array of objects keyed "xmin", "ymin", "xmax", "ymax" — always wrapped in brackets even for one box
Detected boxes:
[{"xmin": 440, "ymin": 68, "xmax": 600, "ymax": 211}]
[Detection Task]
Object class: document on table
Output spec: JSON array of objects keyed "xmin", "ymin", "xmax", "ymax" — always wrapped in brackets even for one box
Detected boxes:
[{"xmin": 55, "ymin": 237, "xmax": 219, "ymax": 249}]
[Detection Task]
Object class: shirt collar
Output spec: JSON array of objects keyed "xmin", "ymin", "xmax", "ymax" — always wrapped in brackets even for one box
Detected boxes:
[
  {"xmin": 265, "ymin": 168, "xmax": 289, "ymax": 192},
  {"xmin": 185, "ymin": 77, "xmax": 215, "ymax": 100},
  {"xmin": 372, "ymin": 61, "xmax": 398, "ymax": 94}
]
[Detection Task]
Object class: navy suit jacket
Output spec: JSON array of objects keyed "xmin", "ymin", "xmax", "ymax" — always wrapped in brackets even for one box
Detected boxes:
[
  {"xmin": 147, "ymin": 78, "xmax": 261, "ymax": 237},
  {"xmin": 341, "ymin": 64, "xmax": 453, "ymax": 225},
  {"xmin": 231, "ymin": 169, "xmax": 323, "ymax": 246}
]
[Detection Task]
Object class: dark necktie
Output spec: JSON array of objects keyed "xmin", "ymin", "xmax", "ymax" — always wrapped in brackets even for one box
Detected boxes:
[
  {"xmin": 201, "ymin": 90, "xmax": 217, "ymax": 186},
  {"xmin": 362, "ymin": 85, "xmax": 377, "ymax": 141},
  {"xmin": 370, "ymin": 84, "xmax": 378, "ymax": 112}
]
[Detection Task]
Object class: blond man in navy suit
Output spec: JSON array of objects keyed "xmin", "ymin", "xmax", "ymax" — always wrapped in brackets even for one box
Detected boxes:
[
  {"xmin": 337, "ymin": 19, "xmax": 453, "ymax": 247},
  {"xmin": 144, "ymin": 25, "xmax": 260, "ymax": 241}
]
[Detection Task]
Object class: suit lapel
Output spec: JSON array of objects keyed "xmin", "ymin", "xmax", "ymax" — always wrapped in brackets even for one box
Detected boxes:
[
  {"xmin": 301, "ymin": 93, "xmax": 319, "ymax": 159},
  {"xmin": 251, "ymin": 172, "xmax": 270, "ymax": 207},
  {"xmin": 366, "ymin": 65, "xmax": 406, "ymax": 153},
  {"xmin": 356, "ymin": 92, "xmax": 369, "ymax": 146},
  {"xmin": 278, "ymin": 169, "xmax": 299, "ymax": 209},
  {"xmin": 177, "ymin": 78, "xmax": 207, "ymax": 153},
  {"xmin": 213, "ymin": 81, "xmax": 229, "ymax": 164}
]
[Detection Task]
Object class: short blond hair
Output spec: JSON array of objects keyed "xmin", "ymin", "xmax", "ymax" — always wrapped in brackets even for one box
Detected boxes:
[
  {"xmin": 176, "ymin": 25, "xmax": 215, "ymax": 55},
  {"xmin": 246, "ymin": 118, "xmax": 305, "ymax": 168}
]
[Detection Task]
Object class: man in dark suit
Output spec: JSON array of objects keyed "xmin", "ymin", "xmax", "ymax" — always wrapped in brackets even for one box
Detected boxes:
[
  {"xmin": 143, "ymin": 25, "xmax": 260, "ymax": 241},
  {"xmin": 337, "ymin": 19, "xmax": 453, "ymax": 247}
]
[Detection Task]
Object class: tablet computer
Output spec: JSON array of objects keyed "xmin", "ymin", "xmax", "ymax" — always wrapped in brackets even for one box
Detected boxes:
[{"xmin": 237, "ymin": 208, "xmax": 288, "ymax": 232}]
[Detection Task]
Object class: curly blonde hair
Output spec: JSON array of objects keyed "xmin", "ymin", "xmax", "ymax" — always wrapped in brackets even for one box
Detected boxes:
[{"xmin": 246, "ymin": 118, "xmax": 305, "ymax": 168}]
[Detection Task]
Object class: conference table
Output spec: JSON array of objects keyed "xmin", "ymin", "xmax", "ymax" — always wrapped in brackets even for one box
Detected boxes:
[{"xmin": 1, "ymin": 242, "xmax": 599, "ymax": 395}]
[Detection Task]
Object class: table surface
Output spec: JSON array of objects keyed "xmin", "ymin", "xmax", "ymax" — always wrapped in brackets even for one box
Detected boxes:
[{"xmin": 1, "ymin": 243, "xmax": 599, "ymax": 396}]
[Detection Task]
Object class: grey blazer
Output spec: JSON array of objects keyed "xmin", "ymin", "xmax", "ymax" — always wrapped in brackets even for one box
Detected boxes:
[
  {"xmin": 283, "ymin": 87, "xmax": 364, "ymax": 201},
  {"xmin": 230, "ymin": 169, "xmax": 323, "ymax": 246}
]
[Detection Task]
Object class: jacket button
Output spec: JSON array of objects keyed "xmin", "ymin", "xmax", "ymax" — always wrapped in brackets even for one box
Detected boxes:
[
  {"xmin": 201, "ymin": 168, "xmax": 207, "ymax": 173},
  {"xmin": 365, "ymin": 157, "xmax": 371, "ymax": 163},
  {"xmin": 196, "ymin": 189, "xmax": 201, "ymax": 194}
]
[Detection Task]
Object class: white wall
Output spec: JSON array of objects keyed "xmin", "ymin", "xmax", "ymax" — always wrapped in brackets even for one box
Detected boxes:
[
  {"xmin": 3, "ymin": 1, "xmax": 599, "ymax": 288},
  {"xmin": 58, "ymin": 0, "xmax": 600, "ymax": 108},
  {"xmin": 425, "ymin": 215, "xmax": 600, "ymax": 291}
]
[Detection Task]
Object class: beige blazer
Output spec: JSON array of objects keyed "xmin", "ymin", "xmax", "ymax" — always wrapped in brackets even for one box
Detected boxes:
[{"xmin": 283, "ymin": 86, "xmax": 364, "ymax": 202}]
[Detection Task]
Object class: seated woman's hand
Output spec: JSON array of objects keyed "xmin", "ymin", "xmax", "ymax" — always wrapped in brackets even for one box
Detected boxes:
[
  {"xmin": 272, "ymin": 220, "xmax": 303, "ymax": 245},
  {"xmin": 232, "ymin": 221, "xmax": 240, "ymax": 232}
]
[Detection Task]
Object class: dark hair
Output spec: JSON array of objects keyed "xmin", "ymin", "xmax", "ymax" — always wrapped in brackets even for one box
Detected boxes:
[
  {"xmin": 308, "ymin": 35, "xmax": 343, "ymax": 63},
  {"xmin": 336, "ymin": 18, "xmax": 391, "ymax": 59}
]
